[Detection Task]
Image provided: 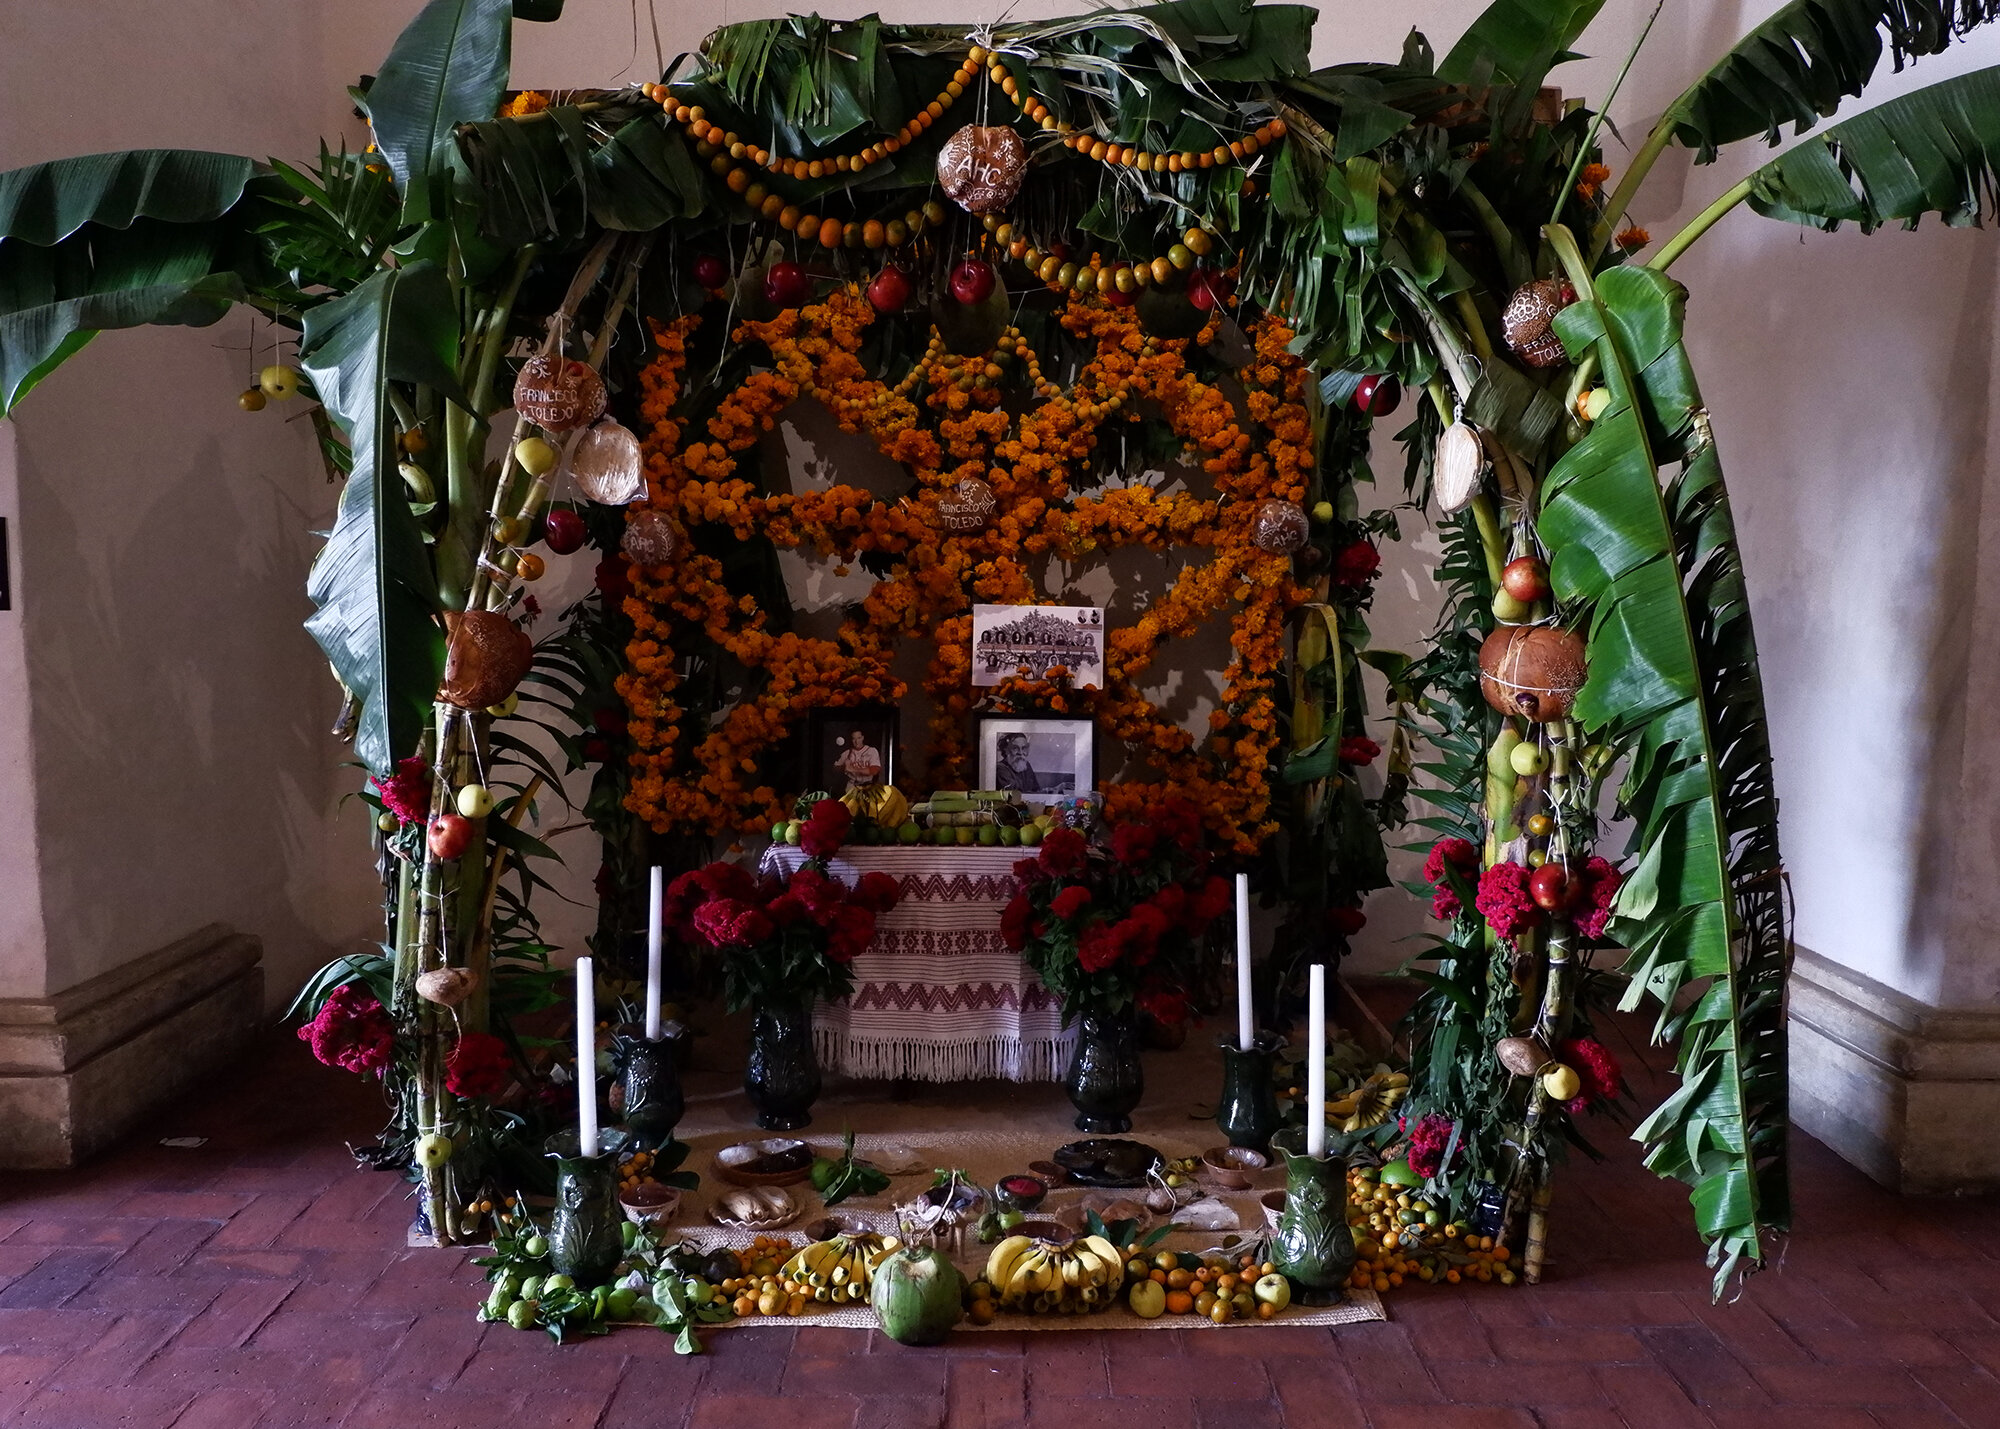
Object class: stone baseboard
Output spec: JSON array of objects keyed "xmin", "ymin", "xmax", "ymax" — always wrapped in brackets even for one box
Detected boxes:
[
  {"xmin": 1789, "ymin": 945, "xmax": 2000, "ymax": 1195},
  {"xmin": 0, "ymin": 924, "xmax": 264, "ymax": 1168}
]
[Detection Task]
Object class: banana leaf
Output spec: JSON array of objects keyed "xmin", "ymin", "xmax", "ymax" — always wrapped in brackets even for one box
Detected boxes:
[
  {"xmin": 458, "ymin": 109, "xmax": 704, "ymax": 243},
  {"xmin": 300, "ymin": 263, "xmax": 460, "ymax": 776},
  {"xmin": 1744, "ymin": 63, "xmax": 2000, "ymax": 228},
  {"xmin": 1437, "ymin": 0, "xmax": 1607, "ymax": 90},
  {"xmin": 0, "ymin": 150, "xmax": 271, "ymax": 415},
  {"xmin": 1667, "ymin": 0, "xmax": 2000, "ymax": 160},
  {"xmin": 1538, "ymin": 257, "xmax": 1789, "ymax": 1298},
  {"xmin": 367, "ymin": 0, "xmax": 514, "ymax": 223}
]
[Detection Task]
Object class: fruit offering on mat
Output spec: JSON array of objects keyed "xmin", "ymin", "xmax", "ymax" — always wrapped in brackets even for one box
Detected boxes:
[
  {"xmin": 983, "ymin": 1232, "xmax": 1126, "ymax": 1314},
  {"xmin": 1344, "ymin": 1164, "xmax": 1515, "ymax": 1289},
  {"xmin": 764, "ymin": 1231, "xmax": 898, "ymax": 1306},
  {"xmin": 1122, "ymin": 1249, "xmax": 1292, "ymax": 1322}
]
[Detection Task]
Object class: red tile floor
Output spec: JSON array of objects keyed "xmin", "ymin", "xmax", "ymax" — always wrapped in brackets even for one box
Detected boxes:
[{"xmin": 3, "ymin": 1012, "xmax": 1998, "ymax": 1429}]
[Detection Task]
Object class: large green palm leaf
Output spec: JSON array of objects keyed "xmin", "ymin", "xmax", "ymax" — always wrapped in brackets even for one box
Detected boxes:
[
  {"xmin": 366, "ymin": 0, "xmax": 515, "ymax": 222},
  {"xmin": 300, "ymin": 263, "xmax": 461, "ymax": 775},
  {"xmin": 1537, "ymin": 253, "xmax": 1790, "ymax": 1297},
  {"xmin": 0, "ymin": 151, "xmax": 266, "ymax": 415},
  {"xmin": 1744, "ymin": 63, "xmax": 2000, "ymax": 226}
]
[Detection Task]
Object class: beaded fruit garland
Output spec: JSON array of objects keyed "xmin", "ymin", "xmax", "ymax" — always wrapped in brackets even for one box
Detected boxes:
[{"xmin": 613, "ymin": 287, "xmax": 1323, "ymax": 854}]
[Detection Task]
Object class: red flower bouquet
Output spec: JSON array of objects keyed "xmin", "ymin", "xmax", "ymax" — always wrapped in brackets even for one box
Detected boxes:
[
  {"xmin": 1002, "ymin": 797, "xmax": 1220, "ymax": 1024},
  {"xmin": 444, "ymin": 1032, "xmax": 512, "ymax": 1099},
  {"xmin": 670, "ymin": 801, "xmax": 899, "ymax": 1011}
]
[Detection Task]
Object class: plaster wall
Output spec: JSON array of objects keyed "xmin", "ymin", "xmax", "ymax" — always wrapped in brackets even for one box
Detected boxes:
[{"xmin": 0, "ymin": 0, "xmax": 384, "ymax": 1005}]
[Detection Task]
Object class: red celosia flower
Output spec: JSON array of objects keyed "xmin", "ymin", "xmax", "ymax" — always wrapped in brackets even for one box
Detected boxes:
[
  {"xmin": 371, "ymin": 757, "xmax": 431, "ymax": 825},
  {"xmin": 1051, "ymin": 886, "xmax": 1093, "ymax": 921},
  {"xmin": 765, "ymin": 892, "xmax": 808, "ymax": 927},
  {"xmin": 1038, "ymin": 827, "xmax": 1088, "ymax": 876},
  {"xmin": 1331, "ymin": 541, "xmax": 1381, "ymax": 588},
  {"xmin": 1077, "ymin": 924, "xmax": 1122, "ymax": 973},
  {"xmin": 730, "ymin": 907, "xmax": 775, "ymax": 946},
  {"xmin": 1476, "ymin": 862, "xmax": 1542, "ymax": 942},
  {"xmin": 1556, "ymin": 1035, "xmax": 1623, "ymax": 1110},
  {"xmin": 692, "ymin": 897, "xmax": 752, "ymax": 947},
  {"xmin": 444, "ymin": 1032, "xmax": 511, "ymax": 1099},
  {"xmin": 826, "ymin": 904, "xmax": 875, "ymax": 962},
  {"xmin": 1121, "ymin": 904, "xmax": 1172, "ymax": 967},
  {"xmin": 1189, "ymin": 874, "xmax": 1232, "ymax": 926},
  {"xmin": 1574, "ymin": 856, "xmax": 1622, "ymax": 940},
  {"xmin": 1404, "ymin": 1113, "xmax": 1456, "ymax": 1180},
  {"xmin": 1155, "ymin": 798, "xmax": 1204, "ymax": 853},
  {"xmin": 1150, "ymin": 884, "xmax": 1187, "ymax": 925},
  {"xmin": 1422, "ymin": 838, "xmax": 1480, "ymax": 921},
  {"xmin": 800, "ymin": 799, "xmax": 852, "ymax": 859},
  {"xmin": 297, "ymin": 984, "xmax": 394, "ymax": 1077},
  {"xmin": 1328, "ymin": 905, "xmax": 1367, "ymax": 937},
  {"xmin": 1000, "ymin": 893, "xmax": 1032, "ymax": 951},
  {"xmin": 790, "ymin": 864, "xmax": 844, "ymax": 925},
  {"xmin": 853, "ymin": 871, "xmax": 901, "ymax": 914},
  {"xmin": 1338, "ymin": 737, "xmax": 1381, "ymax": 766},
  {"xmin": 1137, "ymin": 985, "xmax": 1190, "ymax": 1029},
  {"xmin": 1111, "ymin": 823, "xmax": 1158, "ymax": 865}
]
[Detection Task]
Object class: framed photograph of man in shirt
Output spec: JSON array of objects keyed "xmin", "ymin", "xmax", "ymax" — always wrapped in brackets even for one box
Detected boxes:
[
  {"xmin": 976, "ymin": 716, "xmax": 1094, "ymax": 805},
  {"xmin": 805, "ymin": 705, "xmax": 898, "ymax": 797}
]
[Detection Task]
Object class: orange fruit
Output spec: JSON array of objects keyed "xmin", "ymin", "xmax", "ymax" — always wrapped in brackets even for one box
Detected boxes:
[{"xmin": 1164, "ymin": 1290, "xmax": 1194, "ymax": 1315}]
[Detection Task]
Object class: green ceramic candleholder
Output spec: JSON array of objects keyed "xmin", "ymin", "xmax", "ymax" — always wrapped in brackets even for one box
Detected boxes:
[
  {"xmin": 1267, "ymin": 1126, "xmax": 1356, "ymax": 1305},
  {"xmin": 544, "ymin": 1128, "xmax": 629, "ymax": 1285}
]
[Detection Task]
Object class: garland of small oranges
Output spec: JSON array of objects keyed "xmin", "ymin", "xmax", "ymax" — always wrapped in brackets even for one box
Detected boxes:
[{"xmin": 615, "ymin": 289, "xmax": 1314, "ymax": 854}]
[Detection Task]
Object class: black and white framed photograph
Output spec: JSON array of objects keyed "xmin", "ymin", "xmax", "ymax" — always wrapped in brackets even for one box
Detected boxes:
[
  {"xmin": 970, "ymin": 603, "xmax": 1104, "ymax": 689},
  {"xmin": 804, "ymin": 705, "xmax": 898, "ymax": 797},
  {"xmin": 977, "ymin": 717, "xmax": 1094, "ymax": 802}
]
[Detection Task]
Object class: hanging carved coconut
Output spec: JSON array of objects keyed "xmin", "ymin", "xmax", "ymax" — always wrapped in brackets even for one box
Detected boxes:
[
  {"xmin": 621, "ymin": 509, "xmax": 683, "ymax": 568},
  {"xmin": 439, "ymin": 611, "xmax": 535, "ymax": 711},
  {"xmin": 571, "ymin": 419, "xmax": 645, "ymax": 505},
  {"xmin": 938, "ymin": 476, "xmax": 997, "ymax": 532},
  {"xmin": 936, "ymin": 124, "xmax": 1028, "ymax": 213},
  {"xmin": 1501, "ymin": 280, "xmax": 1571, "ymax": 368},
  {"xmin": 1434, "ymin": 422, "xmax": 1487, "ymax": 514},
  {"xmin": 1494, "ymin": 1036, "xmax": 1551, "ymax": 1077},
  {"xmin": 513, "ymin": 353, "xmax": 607, "ymax": 432},
  {"xmin": 1478, "ymin": 625, "xmax": 1588, "ymax": 722},
  {"xmin": 1251, "ymin": 499, "xmax": 1311, "ymax": 554},
  {"xmin": 415, "ymin": 968, "xmax": 478, "ymax": 1007}
]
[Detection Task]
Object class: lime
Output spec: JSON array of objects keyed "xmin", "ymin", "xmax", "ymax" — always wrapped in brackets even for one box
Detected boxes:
[
  {"xmin": 542, "ymin": 1274, "xmax": 574, "ymax": 1294},
  {"xmin": 976, "ymin": 824, "xmax": 999, "ymax": 846},
  {"xmin": 999, "ymin": 826, "xmax": 1019, "ymax": 846},
  {"xmin": 785, "ymin": 820, "xmax": 803, "ymax": 846},
  {"xmin": 518, "ymin": 1275, "xmax": 543, "ymax": 1301},
  {"xmin": 523, "ymin": 1235, "xmax": 548, "ymax": 1258},
  {"xmin": 898, "ymin": 822, "xmax": 921, "ymax": 844},
  {"xmin": 955, "ymin": 826, "xmax": 976, "ymax": 846},
  {"xmin": 506, "ymin": 1300, "xmax": 538, "ymax": 1330},
  {"xmin": 1018, "ymin": 825, "xmax": 1043, "ymax": 847},
  {"xmin": 606, "ymin": 1287, "xmax": 639, "ymax": 1320},
  {"xmin": 771, "ymin": 821, "xmax": 789, "ymax": 842}
]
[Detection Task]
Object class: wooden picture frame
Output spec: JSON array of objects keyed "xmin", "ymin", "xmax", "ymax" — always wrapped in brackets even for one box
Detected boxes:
[{"xmin": 802, "ymin": 705, "xmax": 899, "ymax": 798}]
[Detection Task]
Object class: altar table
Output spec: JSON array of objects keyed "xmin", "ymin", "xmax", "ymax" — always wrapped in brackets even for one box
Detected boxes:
[{"xmin": 759, "ymin": 845, "xmax": 1074, "ymax": 1082}]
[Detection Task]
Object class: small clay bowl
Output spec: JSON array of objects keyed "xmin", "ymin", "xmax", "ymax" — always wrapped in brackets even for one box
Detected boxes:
[
  {"xmin": 995, "ymin": 1174, "xmax": 1049, "ymax": 1213},
  {"xmin": 715, "ymin": 1138, "xmax": 813, "ymax": 1186},
  {"xmin": 620, "ymin": 1181, "xmax": 681, "ymax": 1228},
  {"xmin": 1013, "ymin": 1219, "xmax": 1071, "ymax": 1244},
  {"xmin": 1260, "ymin": 1189, "xmax": 1286, "ymax": 1228},
  {"xmin": 1202, "ymin": 1145, "xmax": 1271, "ymax": 1190}
]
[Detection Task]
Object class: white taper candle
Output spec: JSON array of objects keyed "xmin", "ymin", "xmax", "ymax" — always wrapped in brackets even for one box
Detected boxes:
[
  {"xmin": 1234, "ymin": 873, "xmax": 1254, "ymax": 1051},
  {"xmin": 645, "ymin": 865, "xmax": 664, "ymax": 1041},
  {"xmin": 1306, "ymin": 963, "xmax": 1327, "ymax": 1158},
  {"xmin": 576, "ymin": 955, "xmax": 599, "ymax": 1157}
]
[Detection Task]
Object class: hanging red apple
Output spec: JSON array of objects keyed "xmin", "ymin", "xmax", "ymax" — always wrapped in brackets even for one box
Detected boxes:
[
  {"xmin": 867, "ymin": 264, "xmax": 914, "ymax": 314},
  {"xmin": 764, "ymin": 261, "xmax": 812, "ymax": 309},
  {"xmin": 1187, "ymin": 267, "xmax": 1234, "ymax": 312},
  {"xmin": 428, "ymin": 813, "xmax": 474, "ymax": 860},
  {"xmin": 1104, "ymin": 288, "xmax": 1136, "ymax": 307},
  {"xmin": 1528, "ymin": 863, "xmax": 1569, "ymax": 911},
  {"xmin": 692, "ymin": 254, "xmax": 728, "ymax": 291},
  {"xmin": 949, "ymin": 259, "xmax": 996, "ymax": 306},
  {"xmin": 1501, "ymin": 556, "xmax": 1551, "ymax": 603},
  {"xmin": 543, "ymin": 507, "xmax": 586, "ymax": 555},
  {"xmin": 1353, "ymin": 374, "xmax": 1402, "ymax": 418}
]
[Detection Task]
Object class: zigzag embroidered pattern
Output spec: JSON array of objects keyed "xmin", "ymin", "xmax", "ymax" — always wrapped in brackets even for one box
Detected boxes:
[
  {"xmin": 892, "ymin": 872, "xmax": 1020, "ymax": 905},
  {"xmin": 869, "ymin": 929, "xmax": 1012, "ymax": 957},
  {"xmin": 846, "ymin": 981, "xmax": 1063, "ymax": 1013}
]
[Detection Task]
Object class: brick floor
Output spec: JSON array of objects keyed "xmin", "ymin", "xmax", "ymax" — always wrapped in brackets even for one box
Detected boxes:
[{"xmin": 2, "ymin": 1017, "xmax": 1997, "ymax": 1429}]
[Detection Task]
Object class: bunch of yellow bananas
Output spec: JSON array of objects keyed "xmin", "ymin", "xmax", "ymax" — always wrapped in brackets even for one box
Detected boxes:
[
  {"xmin": 982, "ymin": 1234, "xmax": 1126, "ymax": 1314},
  {"xmin": 777, "ymin": 1232, "xmax": 898, "ymax": 1304}
]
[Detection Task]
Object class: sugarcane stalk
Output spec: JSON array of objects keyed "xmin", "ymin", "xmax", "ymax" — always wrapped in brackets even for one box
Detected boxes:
[{"xmin": 1523, "ymin": 1177, "xmax": 1553, "ymax": 1283}]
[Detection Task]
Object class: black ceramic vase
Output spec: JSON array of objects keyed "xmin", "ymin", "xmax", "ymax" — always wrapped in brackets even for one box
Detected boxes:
[
  {"xmin": 1063, "ymin": 1004, "xmax": 1144, "ymax": 1134},
  {"xmin": 1216, "ymin": 1032, "xmax": 1283, "ymax": 1150},
  {"xmin": 612, "ymin": 1027, "xmax": 686, "ymax": 1147},
  {"xmin": 544, "ymin": 1129, "xmax": 627, "ymax": 1285},
  {"xmin": 745, "ymin": 999, "xmax": 820, "ymax": 1131},
  {"xmin": 1267, "ymin": 1126, "xmax": 1357, "ymax": 1305}
]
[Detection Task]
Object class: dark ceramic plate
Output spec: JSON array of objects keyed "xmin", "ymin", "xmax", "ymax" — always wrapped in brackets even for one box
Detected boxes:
[{"xmin": 1051, "ymin": 1138, "xmax": 1164, "ymax": 1188}]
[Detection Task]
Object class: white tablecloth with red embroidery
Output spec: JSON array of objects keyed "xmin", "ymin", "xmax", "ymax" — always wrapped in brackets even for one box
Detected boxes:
[{"xmin": 759, "ymin": 845, "xmax": 1075, "ymax": 1083}]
